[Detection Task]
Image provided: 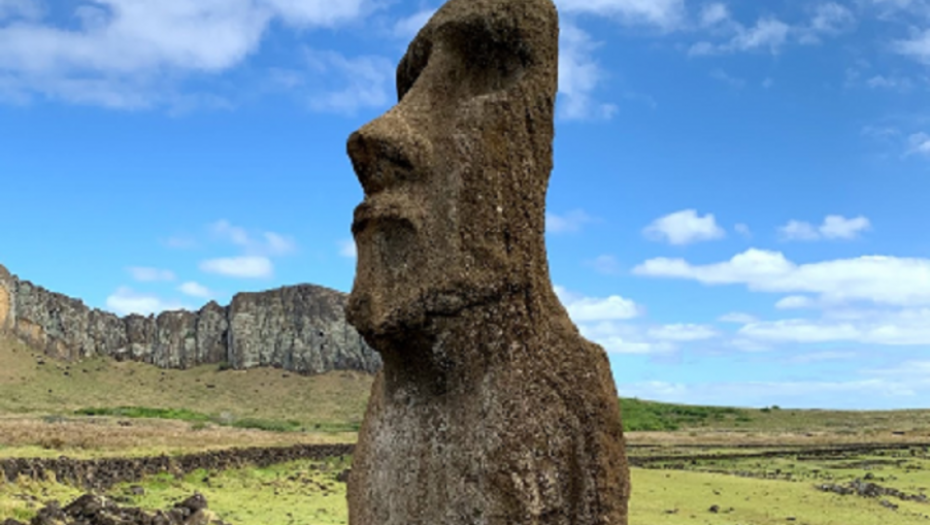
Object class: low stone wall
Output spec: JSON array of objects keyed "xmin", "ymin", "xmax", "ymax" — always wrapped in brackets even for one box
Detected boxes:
[{"xmin": 0, "ymin": 443, "xmax": 355, "ymax": 490}]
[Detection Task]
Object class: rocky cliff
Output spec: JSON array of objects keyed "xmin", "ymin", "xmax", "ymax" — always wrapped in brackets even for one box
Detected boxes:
[{"xmin": 0, "ymin": 264, "xmax": 381, "ymax": 375}]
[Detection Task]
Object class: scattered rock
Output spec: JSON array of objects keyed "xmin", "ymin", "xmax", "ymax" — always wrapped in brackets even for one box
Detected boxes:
[
  {"xmin": 6, "ymin": 493, "xmax": 227, "ymax": 525},
  {"xmin": 816, "ymin": 478, "xmax": 929, "ymax": 503},
  {"xmin": 709, "ymin": 505, "xmax": 720, "ymax": 513},
  {"xmin": 176, "ymin": 493, "xmax": 208, "ymax": 513},
  {"xmin": 880, "ymin": 499, "xmax": 899, "ymax": 510}
]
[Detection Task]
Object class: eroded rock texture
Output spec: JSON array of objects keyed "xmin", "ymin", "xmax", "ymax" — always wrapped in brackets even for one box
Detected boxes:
[
  {"xmin": 0, "ymin": 265, "xmax": 380, "ymax": 375},
  {"xmin": 345, "ymin": 0, "xmax": 630, "ymax": 524}
]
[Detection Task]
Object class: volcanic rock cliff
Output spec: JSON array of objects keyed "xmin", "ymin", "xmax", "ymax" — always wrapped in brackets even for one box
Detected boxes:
[{"xmin": 0, "ymin": 264, "xmax": 380, "ymax": 375}]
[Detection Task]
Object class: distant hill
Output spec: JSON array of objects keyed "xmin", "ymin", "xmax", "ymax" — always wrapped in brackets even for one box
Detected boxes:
[
  {"xmin": 0, "ymin": 263, "xmax": 380, "ymax": 375},
  {"xmin": 4, "ymin": 331, "xmax": 927, "ymax": 438},
  {"xmin": 0, "ymin": 333, "xmax": 372, "ymax": 431}
]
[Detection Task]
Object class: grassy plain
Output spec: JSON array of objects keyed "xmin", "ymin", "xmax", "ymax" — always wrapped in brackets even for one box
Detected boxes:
[{"xmin": 2, "ymin": 334, "xmax": 930, "ymax": 524}]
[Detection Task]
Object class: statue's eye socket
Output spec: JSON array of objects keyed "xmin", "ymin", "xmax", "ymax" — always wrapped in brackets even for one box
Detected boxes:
[
  {"xmin": 443, "ymin": 19, "xmax": 530, "ymax": 96},
  {"xmin": 397, "ymin": 39, "xmax": 433, "ymax": 100},
  {"xmin": 396, "ymin": 19, "xmax": 532, "ymax": 102}
]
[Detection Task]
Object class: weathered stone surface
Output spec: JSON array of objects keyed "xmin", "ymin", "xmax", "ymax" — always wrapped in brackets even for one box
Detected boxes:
[
  {"xmin": 0, "ymin": 264, "xmax": 380, "ymax": 375},
  {"xmin": 345, "ymin": 1, "xmax": 630, "ymax": 524},
  {"xmin": 228, "ymin": 285, "xmax": 380, "ymax": 374},
  {"xmin": 0, "ymin": 264, "xmax": 14, "ymax": 333}
]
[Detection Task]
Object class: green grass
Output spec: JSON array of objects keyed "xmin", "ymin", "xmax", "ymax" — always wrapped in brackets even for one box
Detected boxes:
[
  {"xmin": 229, "ymin": 418, "xmax": 303, "ymax": 433},
  {"xmin": 72, "ymin": 406, "xmax": 306, "ymax": 433},
  {"xmin": 109, "ymin": 457, "xmax": 352, "ymax": 525},
  {"xmin": 620, "ymin": 397, "xmax": 745, "ymax": 431},
  {"xmin": 74, "ymin": 406, "xmax": 212, "ymax": 422},
  {"xmin": 7, "ymin": 450, "xmax": 929, "ymax": 525},
  {"xmin": 4, "ymin": 333, "xmax": 930, "ymax": 440}
]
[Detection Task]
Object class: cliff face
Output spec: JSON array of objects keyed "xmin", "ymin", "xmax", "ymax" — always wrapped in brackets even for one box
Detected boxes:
[{"xmin": 0, "ymin": 264, "xmax": 381, "ymax": 375}]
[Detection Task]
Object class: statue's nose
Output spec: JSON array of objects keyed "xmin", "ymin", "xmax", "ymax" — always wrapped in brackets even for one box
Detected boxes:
[{"xmin": 347, "ymin": 110, "xmax": 430, "ymax": 195}]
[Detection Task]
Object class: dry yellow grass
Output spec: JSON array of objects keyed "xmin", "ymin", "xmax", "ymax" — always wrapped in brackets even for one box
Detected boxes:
[
  {"xmin": 0, "ymin": 417, "xmax": 355, "ymax": 459},
  {"xmin": 0, "ymin": 334, "xmax": 372, "ymax": 429}
]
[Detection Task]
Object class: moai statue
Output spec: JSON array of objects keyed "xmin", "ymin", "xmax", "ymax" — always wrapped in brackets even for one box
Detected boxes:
[{"xmin": 344, "ymin": 0, "xmax": 630, "ymax": 523}]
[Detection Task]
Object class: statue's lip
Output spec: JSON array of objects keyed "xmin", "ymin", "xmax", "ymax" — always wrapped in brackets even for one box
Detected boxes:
[{"xmin": 351, "ymin": 193, "xmax": 422, "ymax": 235}]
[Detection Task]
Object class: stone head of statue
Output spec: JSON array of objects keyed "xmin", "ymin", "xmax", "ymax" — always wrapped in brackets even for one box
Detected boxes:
[{"xmin": 346, "ymin": 0, "xmax": 559, "ymax": 347}]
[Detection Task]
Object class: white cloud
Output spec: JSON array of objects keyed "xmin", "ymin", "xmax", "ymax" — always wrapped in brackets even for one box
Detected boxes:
[
  {"xmin": 734, "ymin": 223, "xmax": 752, "ymax": 238},
  {"xmin": 699, "ymin": 3, "xmax": 730, "ymax": 27},
  {"xmin": 820, "ymin": 215, "xmax": 872, "ymax": 239},
  {"xmin": 211, "ymin": 220, "xmax": 250, "ymax": 246},
  {"xmin": 775, "ymin": 295, "xmax": 817, "ymax": 310},
  {"xmin": 895, "ymin": 29, "xmax": 930, "ymax": 64},
  {"xmin": 0, "ymin": 0, "xmax": 43, "ymax": 21},
  {"xmin": 106, "ymin": 286, "xmax": 188, "ymax": 316},
  {"xmin": 577, "ymin": 320, "xmax": 677, "ymax": 355},
  {"xmin": 303, "ymin": 50, "xmax": 393, "ymax": 115},
  {"xmin": 338, "ymin": 239, "xmax": 357, "ymax": 259},
  {"xmin": 558, "ymin": 22, "xmax": 617, "ymax": 120},
  {"xmin": 127, "ymin": 267, "xmax": 176, "ymax": 282},
  {"xmin": 263, "ymin": 232, "xmax": 296, "ymax": 256},
  {"xmin": 563, "ymin": 294, "xmax": 643, "ymax": 322},
  {"xmin": 393, "ymin": 9, "xmax": 434, "ymax": 40},
  {"xmin": 587, "ymin": 255, "xmax": 623, "ymax": 275},
  {"xmin": 866, "ymin": 75, "xmax": 914, "ymax": 91},
  {"xmin": 556, "ymin": 0, "xmax": 686, "ymax": 30},
  {"xmin": 0, "ymin": 0, "xmax": 370, "ymax": 108},
  {"xmin": 861, "ymin": 125, "xmax": 901, "ymax": 141},
  {"xmin": 802, "ymin": 2, "xmax": 856, "ymax": 42},
  {"xmin": 907, "ymin": 132, "xmax": 930, "ymax": 156},
  {"xmin": 643, "ymin": 209, "xmax": 726, "ymax": 245},
  {"xmin": 778, "ymin": 220, "xmax": 820, "ymax": 241},
  {"xmin": 789, "ymin": 351, "xmax": 858, "ymax": 364},
  {"xmin": 547, "ymin": 209, "xmax": 595, "ymax": 234},
  {"xmin": 162, "ymin": 236, "xmax": 198, "ymax": 249},
  {"xmin": 733, "ymin": 18, "xmax": 791, "ymax": 51},
  {"xmin": 210, "ymin": 220, "xmax": 296, "ymax": 256},
  {"xmin": 690, "ymin": 17, "xmax": 791, "ymax": 56},
  {"xmin": 589, "ymin": 335, "xmax": 675, "ymax": 355},
  {"xmin": 262, "ymin": 0, "xmax": 367, "ymax": 27},
  {"xmin": 778, "ymin": 215, "xmax": 871, "ymax": 241},
  {"xmin": 555, "ymin": 286, "xmax": 676, "ymax": 354},
  {"xmin": 731, "ymin": 18, "xmax": 790, "ymax": 53},
  {"xmin": 555, "ymin": 286, "xmax": 720, "ymax": 355},
  {"xmin": 719, "ymin": 312, "xmax": 758, "ymax": 324},
  {"xmin": 710, "ymin": 68, "xmax": 745, "ymax": 88},
  {"xmin": 200, "ymin": 256, "xmax": 273, "ymax": 278},
  {"xmin": 634, "ymin": 248, "xmax": 930, "ymax": 307},
  {"xmin": 738, "ymin": 309, "xmax": 930, "ymax": 345},
  {"xmin": 178, "ymin": 281, "xmax": 213, "ymax": 299},
  {"xmin": 647, "ymin": 324, "xmax": 718, "ymax": 342}
]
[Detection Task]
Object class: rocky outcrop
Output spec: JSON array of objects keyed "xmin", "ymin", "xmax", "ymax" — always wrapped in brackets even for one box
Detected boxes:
[{"xmin": 0, "ymin": 264, "xmax": 380, "ymax": 375}]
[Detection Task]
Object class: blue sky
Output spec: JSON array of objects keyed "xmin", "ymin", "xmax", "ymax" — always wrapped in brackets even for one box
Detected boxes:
[{"xmin": 1, "ymin": 0, "xmax": 930, "ymax": 410}]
